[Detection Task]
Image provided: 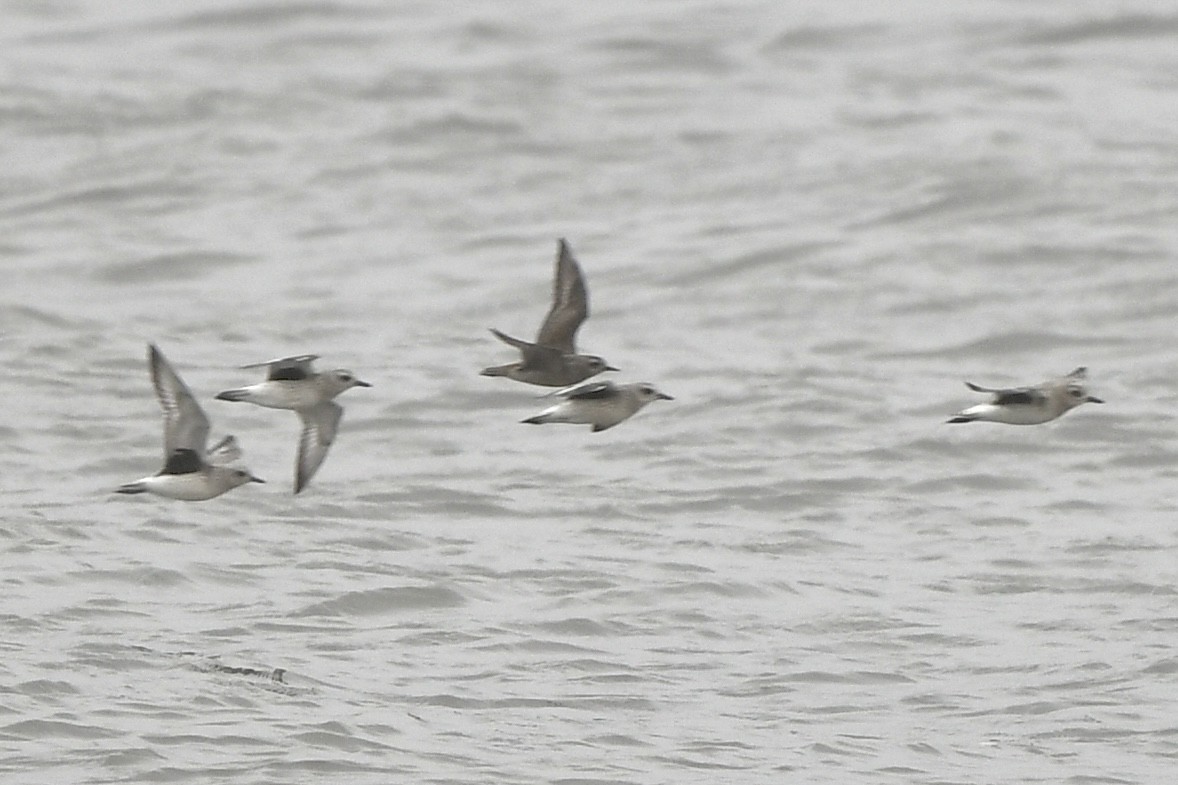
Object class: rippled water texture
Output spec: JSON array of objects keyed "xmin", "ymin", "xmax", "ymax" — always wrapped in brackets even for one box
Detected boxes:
[{"xmin": 2, "ymin": 1, "xmax": 1177, "ymax": 782}]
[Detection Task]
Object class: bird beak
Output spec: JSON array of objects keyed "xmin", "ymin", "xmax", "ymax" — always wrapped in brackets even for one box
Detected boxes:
[
  {"xmin": 356, "ymin": 380, "xmax": 373, "ymax": 388},
  {"xmin": 657, "ymin": 392, "xmax": 674, "ymax": 401},
  {"xmin": 605, "ymin": 365, "xmax": 620, "ymax": 372},
  {"xmin": 251, "ymin": 475, "xmax": 266, "ymax": 483},
  {"xmin": 1087, "ymin": 396, "xmax": 1104, "ymax": 404}
]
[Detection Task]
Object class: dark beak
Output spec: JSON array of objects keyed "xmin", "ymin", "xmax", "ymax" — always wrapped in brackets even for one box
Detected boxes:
[
  {"xmin": 605, "ymin": 365, "xmax": 620, "ymax": 372},
  {"xmin": 1087, "ymin": 396, "xmax": 1104, "ymax": 404},
  {"xmin": 356, "ymin": 380, "xmax": 373, "ymax": 388},
  {"xmin": 658, "ymin": 393, "xmax": 674, "ymax": 401},
  {"xmin": 251, "ymin": 475, "xmax": 266, "ymax": 483}
]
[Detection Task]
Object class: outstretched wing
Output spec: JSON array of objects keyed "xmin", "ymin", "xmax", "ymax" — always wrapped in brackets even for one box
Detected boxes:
[
  {"xmin": 490, "ymin": 329, "xmax": 565, "ymax": 372},
  {"xmin": 489, "ymin": 328, "xmax": 532, "ymax": 351},
  {"xmin": 558, "ymin": 380, "xmax": 618, "ymax": 401},
  {"xmin": 965, "ymin": 381, "xmax": 1045, "ymax": 406},
  {"xmin": 205, "ymin": 435, "xmax": 242, "ymax": 466},
  {"xmin": 240, "ymin": 355, "xmax": 319, "ymax": 381},
  {"xmin": 295, "ymin": 401, "xmax": 343, "ymax": 494},
  {"xmin": 535, "ymin": 238, "xmax": 589, "ymax": 353},
  {"xmin": 149, "ymin": 344, "xmax": 210, "ymax": 456}
]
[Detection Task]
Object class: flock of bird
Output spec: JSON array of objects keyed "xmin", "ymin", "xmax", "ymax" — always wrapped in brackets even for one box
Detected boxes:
[
  {"xmin": 115, "ymin": 345, "xmax": 371, "ymax": 501},
  {"xmin": 114, "ymin": 239, "xmax": 1104, "ymax": 502}
]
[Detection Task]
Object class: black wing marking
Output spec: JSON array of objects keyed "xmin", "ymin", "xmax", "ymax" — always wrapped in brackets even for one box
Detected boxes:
[
  {"xmin": 160, "ymin": 448, "xmax": 204, "ymax": 476},
  {"xmin": 240, "ymin": 355, "xmax": 318, "ymax": 381},
  {"xmin": 965, "ymin": 380, "xmax": 1045, "ymax": 406},
  {"xmin": 991, "ymin": 389, "xmax": 1043, "ymax": 405},
  {"xmin": 268, "ymin": 363, "xmax": 311, "ymax": 382}
]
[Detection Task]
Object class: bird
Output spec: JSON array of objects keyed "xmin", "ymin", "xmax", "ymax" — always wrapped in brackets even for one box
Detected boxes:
[
  {"xmin": 947, "ymin": 366, "xmax": 1104, "ymax": 425},
  {"xmin": 116, "ymin": 344, "xmax": 264, "ymax": 501},
  {"xmin": 215, "ymin": 355, "xmax": 371, "ymax": 494},
  {"xmin": 481, "ymin": 238, "xmax": 618, "ymax": 387},
  {"xmin": 521, "ymin": 380, "xmax": 673, "ymax": 432}
]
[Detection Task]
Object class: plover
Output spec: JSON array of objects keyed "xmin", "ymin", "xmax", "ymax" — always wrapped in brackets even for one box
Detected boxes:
[
  {"xmin": 116, "ymin": 344, "xmax": 264, "ymax": 501},
  {"xmin": 215, "ymin": 355, "xmax": 371, "ymax": 494},
  {"xmin": 521, "ymin": 380, "xmax": 673, "ymax": 432},
  {"xmin": 947, "ymin": 366, "xmax": 1104, "ymax": 425},
  {"xmin": 481, "ymin": 238, "xmax": 618, "ymax": 387}
]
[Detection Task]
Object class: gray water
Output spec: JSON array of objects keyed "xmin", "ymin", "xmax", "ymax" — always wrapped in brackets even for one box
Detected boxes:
[{"xmin": 2, "ymin": 1, "xmax": 1177, "ymax": 782}]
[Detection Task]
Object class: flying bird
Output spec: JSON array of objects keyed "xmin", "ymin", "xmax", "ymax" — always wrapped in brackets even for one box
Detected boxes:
[
  {"xmin": 947, "ymin": 366, "xmax": 1104, "ymax": 425},
  {"xmin": 521, "ymin": 380, "xmax": 673, "ymax": 432},
  {"xmin": 481, "ymin": 238, "xmax": 617, "ymax": 387},
  {"xmin": 215, "ymin": 354, "xmax": 370, "ymax": 493},
  {"xmin": 117, "ymin": 344, "xmax": 263, "ymax": 501}
]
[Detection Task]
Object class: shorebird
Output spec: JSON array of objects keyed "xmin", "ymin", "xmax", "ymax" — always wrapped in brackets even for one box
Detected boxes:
[
  {"xmin": 116, "ymin": 344, "xmax": 263, "ymax": 501},
  {"xmin": 215, "ymin": 354, "xmax": 370, "ymax": 493},
  {"xmin": 947, "ymin": 366, "xmax": 1104, "ymax": 425},
  {"xmin": 481, "ymin": 238, "xmax": 617, "ymax": 387},
  {"xmin": 521, "ymin": 380, "xmax": 672, "ymax": 432}
]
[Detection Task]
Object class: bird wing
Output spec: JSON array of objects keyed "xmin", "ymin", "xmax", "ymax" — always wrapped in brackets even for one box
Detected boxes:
[
  {"xmin": 535, "ymin": 238, "xmax": 588, "ymax": 353},
  {"xmin": 490, "ymin": 329, "xmax": 564, "ymax": 372},
  {"xmin": 159, "ymin": 448, "xmax": 205, "ymax": 476},
  {"xmin": 992, "ymin": 388, "xmax": 1046, "ymax": 406},
  {"xmin": 560, "ymin": 380, "xmax": 618, "ymax": 400},
  {"xmin": 149, "ymin": 344, "xmax": 210, "ymax": 456},
  {"xmin": 295, "ymin": 401, "xmax": 343, "ymax": 494},
  {"xmin": 240, "ymin": 355, "xmax": 319, "ymax": 381},
  {"xmin": 205, "ymin": 435, "xmax": 242, "ymax": 466},
  {"xmin": 489, "ymin": 328, "xmax": 532, "ymax": 351},
  {"xmin": 965, "ymin": 381, "xmax": 1045, "ymax": 406}
]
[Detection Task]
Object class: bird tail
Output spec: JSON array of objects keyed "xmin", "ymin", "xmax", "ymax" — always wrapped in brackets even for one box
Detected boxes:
[
  {"xmin": 214, "ymin": 388, "xmax": 249, "ymax": 402},
  {"xmin": 116, "ymin": 481, "xmax": 147, "ymax": 494}
]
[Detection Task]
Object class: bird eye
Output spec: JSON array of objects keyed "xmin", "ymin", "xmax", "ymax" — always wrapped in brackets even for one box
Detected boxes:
[{"xmin": 1069, "ymin": 387, "xmax": 1083, "ymax": 397}]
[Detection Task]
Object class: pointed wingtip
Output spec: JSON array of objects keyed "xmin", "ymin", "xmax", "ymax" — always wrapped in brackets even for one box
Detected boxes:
[
  {"xmin": 946, "ymin": 416, "xmax": 972, "ymax": 424},
  {"xmin": 557, "ymin": 238, "xmax": 577, "ymax": 265}
]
